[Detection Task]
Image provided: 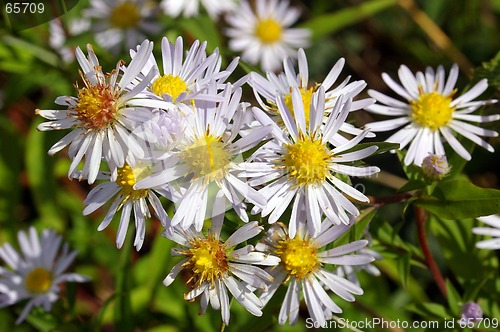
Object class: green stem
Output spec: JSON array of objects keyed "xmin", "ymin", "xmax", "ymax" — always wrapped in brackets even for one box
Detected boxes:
[{"xmin": 115, "ymin": 236, "xmax": 134, "ymax": 332}]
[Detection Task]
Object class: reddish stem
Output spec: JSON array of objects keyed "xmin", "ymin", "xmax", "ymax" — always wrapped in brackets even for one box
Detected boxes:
[
  {"xmin": 415, "ymin": 206, "xmax": 448, "ymax": 298},
  {"xmin": 367, "ymin": 192, "xmax": 413, "ymax": 206}
]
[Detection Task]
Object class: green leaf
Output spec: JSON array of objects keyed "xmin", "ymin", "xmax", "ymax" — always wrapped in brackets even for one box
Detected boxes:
[
  {"xmin": 406, "ymin": 302, "xmax": 452, "ymax": 319},
  {"xmin": 398, "ymin": 179, "xmax": 427, "ymax": 193},
  {"xmin": 114, "ymin": 236, "xmax": 134, "ymax": 332},
  {"xmin": 131, "ymin": 230, "xmax": 175, "ymax": 314},
  {"xmin": 93, "ymin": 294, "xmax": 117, "ymax": 332},
  {"xmin": 334, "ymin": 207, "xmax": 377, "ymax": 247},
  {"xmin": 25, "ymin": 120, "xmax": 65, "ymax": 230},
  {"xmin": 474, "ymin": 50, "xmax": 500, "ymax": 90},
  {"xmin": 463, "ymin": 276, "xmax": 489, "ymax": 302},
  {"xmin": 178, "ymin": 16, "xmax": 221, "ymax": 53},
  {"xmin": 372, "ymin": 221, "xmax": 425, "ymax": 267},
  {"xmin": 396, "ymin": 150, "xmax": 426, "ymax": 182},
  {"xmin": 353, "ymin": 207, "xmax": 378, "ymax": 240},
  {"xmin": 24, "ymin": 307, "xmax": 62, "ymax": 331},
  {"xmin": 0, "ymin": 115, "xmax": 23, "ymax": 238},
  {"xmin": 415, "ymin": 178, "xmax": 500, "ymax": 219},
  {"xmin": 397, "ymin": 252, "xmax": 411, "ymax": 289},
  {"xmin": 429, "ymin": 215, "xmax": 498, "ymax": 283},
  {"xmin": 300, "ymin": 0, "xmax": 398, "ymax": 40},
  {"xmin": 446, "ymin": 280, "xmax": 462, "ymax": 316},
  {"xmin": 1, "ymin": 35, "xmax": 59, "ymax": 67}
]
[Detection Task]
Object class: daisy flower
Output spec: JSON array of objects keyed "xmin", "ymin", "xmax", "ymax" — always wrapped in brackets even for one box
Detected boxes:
[
  {"xmin": 247, "ymin": 86, "xmax": 380, "ymax": 237},
  {"xmin": 472, "ymin": 214, "xmax": 500, "ymax": 250},
  {"xmin": 163, "ymin": 220, "xmax": 280, "ymax": 325},
  {"xmin": 36, "ymin": 40, "xmax": 166, "ymax": 184},
  {"xmin": 135, "ymin": 84, "xmax": 271, "ymax": 231},
  {"xmin": 160, "ymin": 0, "xmax": 237, "ymax": 18},
  {"xmin": 249, "ymin": 48, "xmax": 375, "ymax": 145},
  {"xmin": 82, "ymin": 162, "xmax": 171, "ymax": 251},
  {"xmin": 364, "ymin": 64, "xmax": 499, "ymax": 166},
  {"xmin": 0, "ymin": 227, "xmax": 88, "ymax": 324},
  {"xmin": 131, "ymin": 36, "xmax": 238, "ymax": 114},
  {"xmin": 84, "ymin": 0, "xmax": 161, "ymax": 53},
  {"xmin": 256, "ymin": 218, "xmax": 374, "ymax": 326},
  {"xmin": 225, "ymin": 0, "xmax": 310, "ymax": 72}
]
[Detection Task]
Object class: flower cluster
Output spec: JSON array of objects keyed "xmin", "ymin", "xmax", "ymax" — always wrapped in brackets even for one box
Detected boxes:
[
  {"xmin": 32, "ymin": 33, "xmax": 499, "ymax": 326},
  {"xmin": 33, "ymin": 36, "xmax": 386, "ymax": 325}
]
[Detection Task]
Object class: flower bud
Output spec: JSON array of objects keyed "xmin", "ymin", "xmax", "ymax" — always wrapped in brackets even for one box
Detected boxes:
[
  {"xmin": 461, "ymin": 302, "xmax": 483, "ymax": 321},
  {"xmin": 422, "ymin": 154, "xmax": 450, "ymax": 180}
]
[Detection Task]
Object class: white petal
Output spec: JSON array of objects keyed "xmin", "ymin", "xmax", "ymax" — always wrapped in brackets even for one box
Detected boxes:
[
  {"xmin": 365, "ymin": 117, "xmax": 411, "ymax": 132},
  {"xmin": 223, "ymin": 276, "xmax": 263, "ymax": 316},
  {"xmin": 278, "ymin": 277, "xmax": 300, "ymax": 326},
  {"xmin": 225, "ymin": 221, "xmax": 263, "ymax": 248},
  {"xmin": 303, "ymin": 278, "xmax": 327, "ymax": 325},
  {"xmin": 440, "ymin": 126, "xmax": 471, "ymax": 160},
  {"xmin": 451, "ymin": 79, "xmax": 488, "ymax": 107},
  {"xmin": 382, "ymin": 72, "xmax": 412, "ymax": 100},
  {"xmin": 163, "ymin": 258, "xmax": 188, "ymax": 286},
  {"xmin": 448, "ymin": 123, "xmax": 494, "ymax": 152}
]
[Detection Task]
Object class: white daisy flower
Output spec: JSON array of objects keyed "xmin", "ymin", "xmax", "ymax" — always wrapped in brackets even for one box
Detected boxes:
[
  {"xmin": 163, "ymin": 220, "xmax": 280, "ymax": 325},
  {"xmin": 249, "ymin": 48, "xmax": 375, "ymax": 145},
  {"xmin": 225, "ymin": 0, "xmax": 310, "ymax": 72},
  {"xmin": 247, "ymin": 86, "xmax": 380, "ymax": 237},
  {"xmin": 0, "ymin": 228, "xmax": 88, "ymax": 324},
  {"xmin": 364, "ymin": 64, "xmax": 499, "ymax": 166},
  {"xmin": 135, "ymin": 84, "xmax": 271, "ymax": 231},
  {"xmin": 473, "ymin": 214, "xmax": 500, "ymax": 250},
  {"xmin": 160, "ymin": 0, "xmax": 237, "ymax": 18},
  {"xmin": 82, "ymin": 162, "xmax": 171, "ymax": 251},
  {"xmin": 85, "ymin": 0, "xmax": 161, "ymax": 53},
  {"xmin": 36, "ymin": 40, "xmax": 168, "ymax": 184},
  {"xmin": 131, "ymin": 36, "xmax": 238, "ymax": 114},
  {"xmin": 256, "ymin": 218, "xmax": 373, "ymax": 326}
]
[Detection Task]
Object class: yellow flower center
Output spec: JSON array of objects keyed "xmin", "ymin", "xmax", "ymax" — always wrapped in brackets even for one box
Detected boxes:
[
  {"xmin": 283, "ymin": 133, "xmax": 330, "ymax": 186},
  {"xmin": 284, "ymin": 87, "xmax": 315, "ymax": 128},
  {"xmin": 181, "ymin": 134, "xmax": 232, "ymax": 182},
  {"xmin": 110, "ymin": 3, "xmax": 141, "ymax": 29},
  {"xmin": 25, "ymin": 267, "xmax": 52, "ymax": 294},
  {"xmin": 151, "ymin": 74, "xmax": 188, "ymax": 101},
  {"xmin": 186, "ymin": 235, "xmax": 228, "ymax": 286},
  {"xmin": 116, "ymin": 164, "xmax": 149, "ymax": 200},
  {"xmin": 255, "ymin": 19, "xmax": 283, "ymax": 44},
  {"xmin": 276, "ymin": 237, "xmax": 319, "ymax": 279},
  {"xmin": 76, "ymin": 80, "xmax": 121, "ymax": 130},
  {"xmin": 410, "ymin": 91, "xmax": 455, "ymax": 131}
]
